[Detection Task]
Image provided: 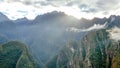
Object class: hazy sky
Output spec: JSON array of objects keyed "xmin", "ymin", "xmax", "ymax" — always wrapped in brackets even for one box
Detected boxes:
[{"xmin": 0, "ymin": 0, "xmax": 120, "ymax": 20}]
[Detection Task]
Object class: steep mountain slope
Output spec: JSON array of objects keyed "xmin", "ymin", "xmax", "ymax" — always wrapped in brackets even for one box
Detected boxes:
[
  {"xmin": 107, "ymin": 15, "xmax": 120, "ymax": 28},
  {"xmin": 0, "ymin": 41, "xmax": 36, "ymax": 68},
  {"xmin": 0, "ymin": 11, "xmax": 120, "ymax": 67},
  {"xmin": 0, "ymin": 11, "xmax": 87, "ymax": 67},
  {"xmin": 46, "ymin": 29, "xmax": 120, "ymax": 68}
]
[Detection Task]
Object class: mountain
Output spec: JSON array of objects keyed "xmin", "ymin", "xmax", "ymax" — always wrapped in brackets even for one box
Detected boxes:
[
  {"xmin": 78, "ymin": 17, "xmax": 107, "ymax": 29},
  {"xmin": 32, "ymin": 11, "xmax": 80, "ymax": 27},
  {"xmin": 0, "ymin": 11, "xmax": 120, "ymax": 68},
  {"xmin": 0, "ymin": 41, "xmax": 36, "ymax": 68},
  {"xmin": 107, "ymin": 15, "xmax": 120, "ymax": 28},
  {"xmin": 33, "ymin": 11, "xmax": 66, "ymax": 23},
  {"xmin": 46, "ymin": 29, "xmax": 120, "ymax": 68},
  {"xmin": 14, "ymin": 17, "xmax": 32, "ymax": 25},
  {"xmin": 0, "ymin": 12, "xmax": 9, "ymax": 22},
  {"xmin": 0, "ymin": 13, "xmax": 16, "ymax": 30},
  {"xmin": 0, "ymin": 34, "xmax": 8, "ymax": 44},
  {"xmin": 0, "ymin": 11, "xmax": 87, "ymax": 67}
]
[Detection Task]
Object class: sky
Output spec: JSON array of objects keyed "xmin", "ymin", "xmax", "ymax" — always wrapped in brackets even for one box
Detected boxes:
[{"xmin": 0, "ymin": 0, "xmax": 120, "ymax": 20}]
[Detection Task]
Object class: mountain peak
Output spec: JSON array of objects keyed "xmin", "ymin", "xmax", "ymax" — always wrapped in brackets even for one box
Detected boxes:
[
  {"xmin": 32, "ymin": 11, "xmax": 79, "ymax": 25},
  {"xmin": 34, "ymin": 11, "xmax": 66, "ymax": 21},
  {"xmin": 15, "ymin": 17, "xmax": 29, "ymax": 22},
  {"xmin": 107, "ymin": 15, "xmax": 120, "ymax": 28},
  {"xmin": 0, "ymin": 12, "xmax": 9, "ymax": 22}
]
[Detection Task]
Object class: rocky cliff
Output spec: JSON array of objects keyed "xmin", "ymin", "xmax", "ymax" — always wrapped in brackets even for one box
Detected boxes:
[{"xmin": 46, "ymin": 29, "xmax": 120, "ymax": 68}]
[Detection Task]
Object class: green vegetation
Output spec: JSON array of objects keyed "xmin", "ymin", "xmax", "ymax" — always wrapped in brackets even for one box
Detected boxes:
[
  {"xmin": 45, "ymin": 29, "xmax": 120, "ymax": 68},
  {"xmin": 0, "ymin": 41, "xmax": 36, "ymax": 68}
]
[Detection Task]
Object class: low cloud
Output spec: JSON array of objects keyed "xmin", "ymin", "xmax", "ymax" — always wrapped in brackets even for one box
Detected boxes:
[
  {"xmin": 67, "ymin": 22, "xmax": 107, "ymax": 32},
  {"xmin": 107, "ymin": 27, "xmax": 120, "ymax": 41}
]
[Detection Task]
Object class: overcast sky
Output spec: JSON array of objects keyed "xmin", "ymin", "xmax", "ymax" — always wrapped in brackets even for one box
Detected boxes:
[{"xmin": 0, "ymin": 0, "xmax": 120, "ymax": 20}]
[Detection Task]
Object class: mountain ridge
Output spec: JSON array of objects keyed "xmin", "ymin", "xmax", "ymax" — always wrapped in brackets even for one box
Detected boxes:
[
  {"xmin": 0, "ymin": 11, "xmax": 120, "ymax": 68},
  {"xmin": 0, "ymin": 11, "xmax": 120, "ymax": 28},
  {"xmin": 0, "ymin": 12, "xmax": 10, "ymax": 22}
]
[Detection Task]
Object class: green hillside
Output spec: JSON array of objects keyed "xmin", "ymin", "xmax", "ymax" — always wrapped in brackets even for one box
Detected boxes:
[
  {"xmin": 0, "ymin": 41, "xmax": 36, "ymax": 68},
  {"xmin": 46, "ymin": 29, "xmax": 120, "ymax": 68}
]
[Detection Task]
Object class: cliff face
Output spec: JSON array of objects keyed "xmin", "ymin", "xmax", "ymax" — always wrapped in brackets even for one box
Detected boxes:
[{"xmin": 46, "ymin": 29, "xmax": 120, "ymax": 68}]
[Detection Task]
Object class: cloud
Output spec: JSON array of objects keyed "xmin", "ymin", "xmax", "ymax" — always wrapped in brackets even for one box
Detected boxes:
[
  {"xmin": 67, "ymin": 22, "xmax": 107, "ymax": 32},
  {"xmin": 96, "ymin": 0, "xmax": 119, "ymax": 10},
  {"xmin": 0, "ymin": 2, "xmax": 59, "ymax": 20},
  {"xmin": 2, "ymin": 0, "xmax": 120, "ymax": 13},
  {"xmin": 0, "ymin": 0, "xmax": 120, "ymax": 20},
  {"xmin": 107, "ymin": 27, "xmax": 120, "ymax": 41},
  {"xmin": 0, "ymin": 2, "xmax": 41, "ymax": 20},
  {"xmin": 64, "ymin": 0, "xmax": 120, "ymax": 14},
  {"xmin": 79, "ymin": 4, "xmax": 97, "ymax": 13}
]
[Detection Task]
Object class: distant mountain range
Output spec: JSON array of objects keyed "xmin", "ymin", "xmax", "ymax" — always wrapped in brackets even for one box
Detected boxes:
[{"xmin": 0, "ymin": 11, "xmax": 120, "ymax": 68}]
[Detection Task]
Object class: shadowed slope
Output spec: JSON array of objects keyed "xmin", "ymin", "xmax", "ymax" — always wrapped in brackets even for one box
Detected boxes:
[{"xmin": 0, "ymin": 41, "xmax": 36, "ymax": 68}]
